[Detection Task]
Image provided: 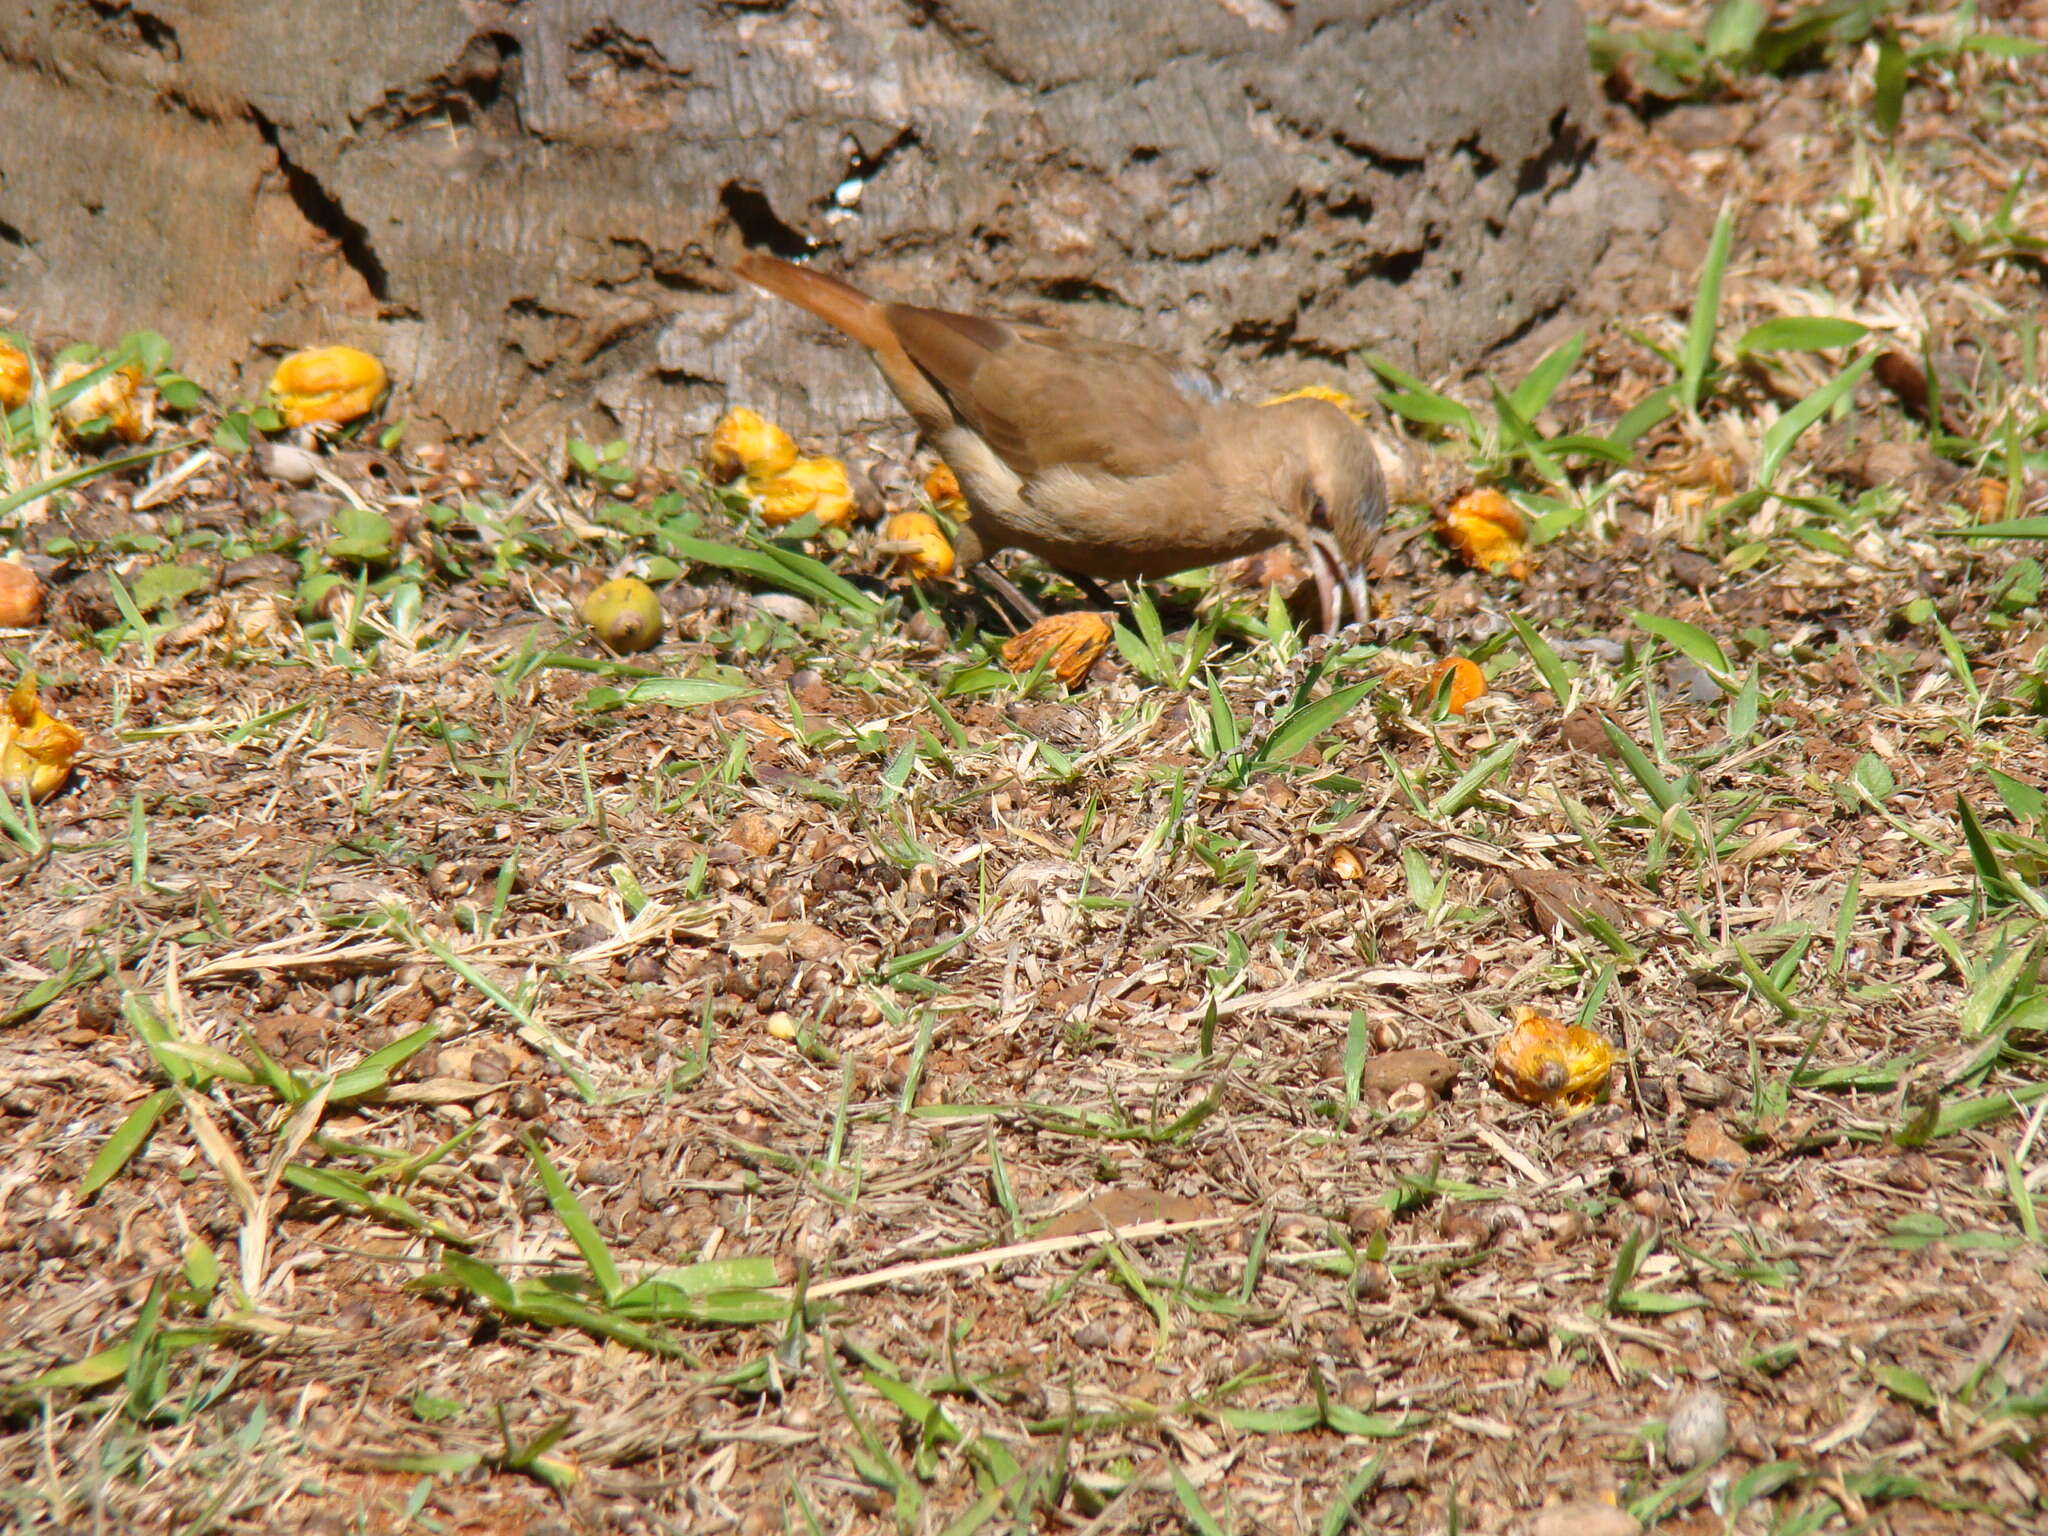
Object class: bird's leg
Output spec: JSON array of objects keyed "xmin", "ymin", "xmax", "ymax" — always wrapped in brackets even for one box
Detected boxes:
[
  {"xmin": 1064, "ymin": 571, "xmax": 1121, "ymax": 610},
  {"xmin": 972, "ymin": 565, "xmax": 1047, "ymax": 631},
  {"xmin": 973, "ymin": 565, "xmax": 1119, "ymax": 632}
]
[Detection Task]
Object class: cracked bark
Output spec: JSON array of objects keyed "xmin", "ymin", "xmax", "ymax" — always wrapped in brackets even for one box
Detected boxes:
[{"xmin": 0, "ymin": 0, "xmax": 1656, "ymax": 460}]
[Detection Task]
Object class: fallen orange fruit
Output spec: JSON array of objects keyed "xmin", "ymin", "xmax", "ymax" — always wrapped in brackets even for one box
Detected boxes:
[
  {"xmin": 1415, "ymin": 656, "xmax": 1486, "ymax": 716},
  {"xmin": 0, "ymin": 561, "xmax": 44, "ymax": 628},
  {"xmin": 923, "ymin": 462, "xmax": 968, "ymax": 516},
  {"xmin": 53, "ymin": 359, "xmax": 153, "ymax": 443},
  {"xmin": 580, "ymin": 576, "xmax": 664, "ymax": 654}
]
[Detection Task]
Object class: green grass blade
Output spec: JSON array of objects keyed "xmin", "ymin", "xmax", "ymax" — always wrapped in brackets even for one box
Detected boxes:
[
  {"xmin": 0, "ymin": 440, "xmax": 195, "ymax": 519},
  {"xmin": 1319, "ymin": 1455, "xmax": 1386, "ymax": 1536},
  {"xmin": 1736, "ymin": 317, "xmax": 1869, "ymax": 355},
  {"xmin": 1251, "ymin": 681, "xmax": 1375, "ymax": 770},
  {"xmin": 1170, "ymin": 1465, "xmax": 1229, "ymax": 1536},
  {"xmin": 1600, "ymin": 719, "xmax": 1684, "ymax": 816},
  {"xmin": 331, "ymin": 1021, "xmax": 442, "ymax": 1100},
  {"xmin": 1507, "ymin": 613, "xmax": 1572, "ymax": 706},
  {"xmin": 1633, "ymin": 611, "xmax": 1732, "ymax": 680},
  {"xmin": 666, "ymin": 533, "xmax": 880, "ymax": 621},
  {"xmin": 1430, "ymin": 741, "xmax": 1518, "ymax": 819},
  {"xmin": 1610, "ymin": 384, "xmax": 1677, "ymax": 448},
  {"xmin": 1680, "ymin": 206, "xmax": 1735, "ymax": 414},
  {"xmin": 80, "ymin": 1089, "xmax": 174, "ymax": 1197},
  {"xmin": 1758, "ymin": 351, "xmax": 1878, "ymax": 486},
  {"xmin": 526, "ymin": 1136, "xmax": 622, "ymax": 1301},
  {"xmin": 283, "ymin": 1165, "xmax": 472, "ymax": 1244},
  {"xmin": 1872, "ymin": 26, "xmax": 1907, "ymax": 137},
  {"xmin": 1508, "ymin": 330, "xmax": 1584, "ymax": 420}
]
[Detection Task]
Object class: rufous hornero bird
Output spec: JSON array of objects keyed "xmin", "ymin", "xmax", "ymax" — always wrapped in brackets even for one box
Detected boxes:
[{"xmin": 732, "ymin": 248, "xmax": 1383, "ymax": 629}]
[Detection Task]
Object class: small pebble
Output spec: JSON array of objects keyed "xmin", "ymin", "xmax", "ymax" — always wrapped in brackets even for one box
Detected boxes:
[
  {"xmin": 1666, "ymin": 1386, "xmax": 1731, "ymax": 1471},
  {"xmin": 903, "ymin": 610, "xmax": 948, "ymax": 650},
  {"xmin": 1553, "ymin": 636, "xmax": 1625, "ymax": 665},
  {"xmin": 256, "ymin": 440, "xmax": 322, "ymax": 486},
  {"xmin": 1522, "ymin": 1500, "xmax": 1640, "ymax": 1536},
  {"xmin": 1677, "ymin": 1067, "xmax": 1733, "ymax": 1108},
  {"xmin": 1560, "ymin": 708, "xmax": 1620, "ymax": 757},
  {"xmin": 1359, "ymin": 1048, "xmax": 1458, "ymax": 1101},
  {"xmin": 751, "ymin": 592, "xmax": 817, "ymax": 627},
  {"xmin": 1665, "ymin": 549, "xmax": 1720, "ymax": 591},
  {"xmin": 1663, "ymin": 659, "xmax": 1722, "ymax": 705}
]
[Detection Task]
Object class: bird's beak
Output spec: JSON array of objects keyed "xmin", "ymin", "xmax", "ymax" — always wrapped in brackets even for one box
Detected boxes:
[
  {"xmin": 1346, "ymin": 562, "xmax": 1371, "ymax": 628},
  {"xmin": 1305, "ymin": 529, "xmax": 1371, "ymax": 631}
]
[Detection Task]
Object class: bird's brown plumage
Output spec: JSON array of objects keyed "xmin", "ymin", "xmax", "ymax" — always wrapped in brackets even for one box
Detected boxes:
[{"xmin": 732, "ymin": 248, "xmax": 1383, "ymax": 626}]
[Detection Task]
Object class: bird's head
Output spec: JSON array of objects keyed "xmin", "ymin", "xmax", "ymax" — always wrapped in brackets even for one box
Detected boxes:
[{"xmin": 1260, "ymin": 396, "xmax": 1386, "ymax": 629}]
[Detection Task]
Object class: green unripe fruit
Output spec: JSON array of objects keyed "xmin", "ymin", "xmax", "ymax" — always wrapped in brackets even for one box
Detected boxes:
[{"xmin": 581, "ymin": 576, "xmax": 663, "ymax": 654}]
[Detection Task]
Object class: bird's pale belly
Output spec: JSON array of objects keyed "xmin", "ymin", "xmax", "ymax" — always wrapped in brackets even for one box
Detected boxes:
[
  {"xmin": 1004, "ymin": 519, "xmax": 1284, "ymax": 582},
  {"xmin": 993, "ymin": 461, "xmax": 1281, "ymax": 581}
]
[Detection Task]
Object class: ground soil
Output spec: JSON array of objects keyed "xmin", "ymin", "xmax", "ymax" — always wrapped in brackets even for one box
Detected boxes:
[{"xmin": 2, "ymin": 5, "xmax": 2046, "ymax": 1533}]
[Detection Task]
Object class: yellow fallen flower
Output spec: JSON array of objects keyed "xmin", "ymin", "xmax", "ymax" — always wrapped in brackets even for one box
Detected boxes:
[
  {"xmin": 705, "ymin": 407, "xmax": 798, "ymax": 484},
  {"xmin": 269, "ymin": 346, "xmax": 387, "ymax": 427},
  {"xmin": 1001, "ymin": 611, "xmax": 1112, "ymax": 687},
  {"xmin": 880, "ymin": 511, "xmax": 955, "ymax": 580},
  {"xmin": 52, "ymin": 359, "xmax": 152, "ymax": 443},
  {"xmin": 1261, "ymin": 383, "xmax": 1367, "ymax": 421},
  {"xmin": 1491, "ymin": 1006, "xmax": 1615, "ymax": 1113},
  {"xmin": 0, "ymin": 340, "xmax": 30, "ymax": 411},
  {"xmin": 923, "ymin": 461, "xmax": 968, "ymax": 516},
  {"xmin": 752, "ymin": 455, "xmax": 856, "ymax": 529},
  {"xmin": 0, "ymin": 674, "xmax": 84, "ymax": 802},
  {"xmin": 1436, "ymin": 488, "xmax": 1529, "ymax": 579}
]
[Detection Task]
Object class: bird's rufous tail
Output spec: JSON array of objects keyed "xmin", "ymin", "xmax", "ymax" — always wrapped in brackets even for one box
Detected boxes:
[{"xmin": 732, "ymin": 249, "xmax": 895, "ymax": 354}]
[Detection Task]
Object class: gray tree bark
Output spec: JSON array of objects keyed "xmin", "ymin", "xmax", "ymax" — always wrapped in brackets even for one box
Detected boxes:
[{"xmin": 0, "ymin": 0, "xmax": 1636, "ymax": 460}]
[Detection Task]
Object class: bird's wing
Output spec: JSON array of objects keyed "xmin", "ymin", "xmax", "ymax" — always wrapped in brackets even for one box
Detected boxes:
[{"xmin": 885, "ymin": 305, "xmax": 1215, "ymax": 478}]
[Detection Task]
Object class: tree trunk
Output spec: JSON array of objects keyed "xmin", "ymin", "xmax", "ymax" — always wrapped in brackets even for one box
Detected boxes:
[{"xmin": 0, "ymin": 0, "xmax": 1636, "ymax": 460}]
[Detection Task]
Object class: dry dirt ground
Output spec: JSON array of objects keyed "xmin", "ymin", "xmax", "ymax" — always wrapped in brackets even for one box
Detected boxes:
[{"xmin": 4, "ymin": 5, "xmax": 2048, "ymax": 1533}]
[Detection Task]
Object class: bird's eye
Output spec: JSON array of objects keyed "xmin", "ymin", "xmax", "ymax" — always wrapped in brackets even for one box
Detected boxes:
[{"xmin": 1309, "ymin": 492, "xmax": 1329, "ymax": 523}]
